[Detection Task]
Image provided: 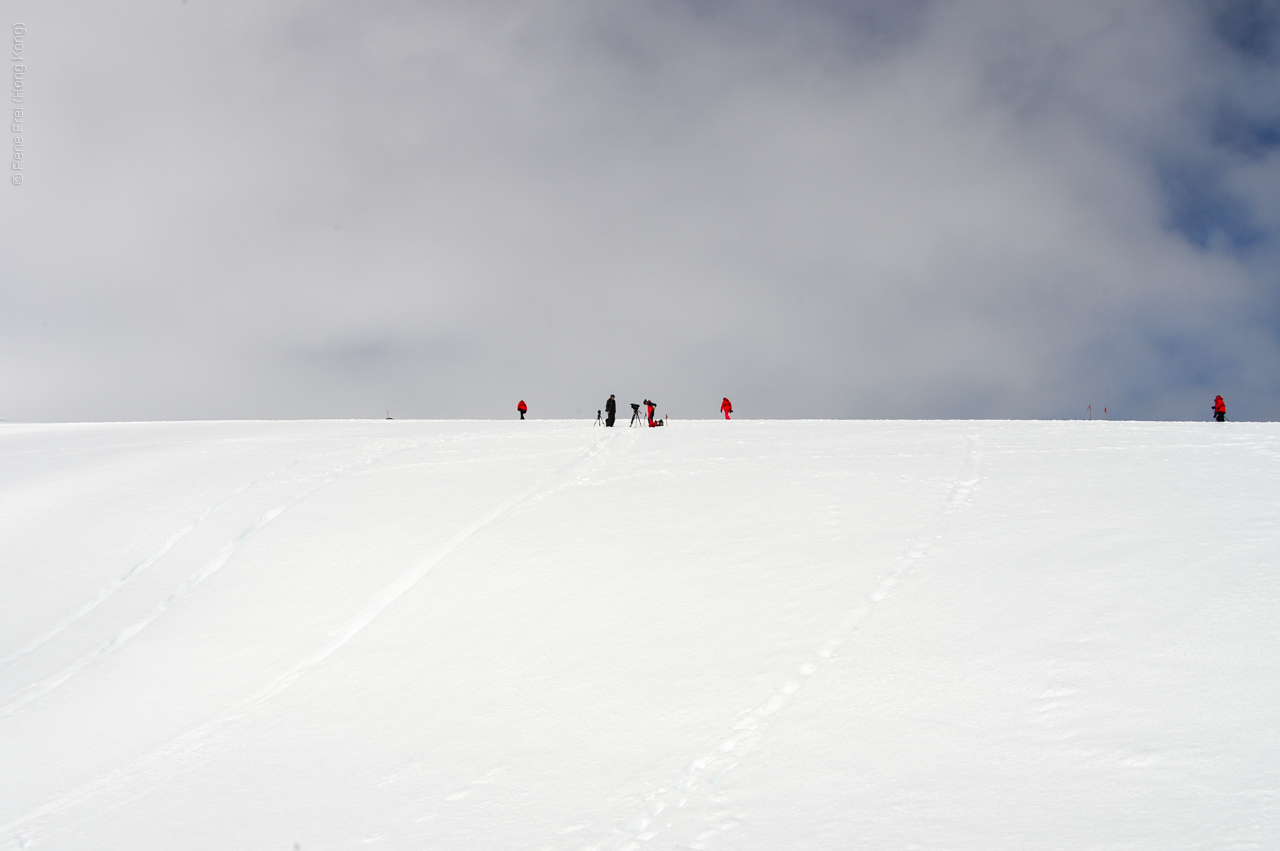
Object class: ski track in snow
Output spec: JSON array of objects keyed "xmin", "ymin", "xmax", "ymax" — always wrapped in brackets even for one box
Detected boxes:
[
  {"xmin": 0, "ymin": 429, "xmax": 623, "ymax": 843},
  {"xmin": 565, "ymin": 435, "xmax": 983, "ymax": 851},
  {"xmin": 0, "ymin": 459, "xmax": 306, "ymax": 670},
  {"xmin": 0, "ymin": 438, "xmax": 425, "ymax": 720}
]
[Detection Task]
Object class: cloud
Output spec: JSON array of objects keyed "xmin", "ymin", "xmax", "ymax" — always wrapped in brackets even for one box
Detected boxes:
[{"xmin": 1, "ymin": 0, "xmax": 1278, "ymax": 421}]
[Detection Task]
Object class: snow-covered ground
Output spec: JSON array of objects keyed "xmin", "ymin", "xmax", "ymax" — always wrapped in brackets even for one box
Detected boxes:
[{"xmin": 1, "ymin": 418, "xmax": 1277, "ymax": 850}]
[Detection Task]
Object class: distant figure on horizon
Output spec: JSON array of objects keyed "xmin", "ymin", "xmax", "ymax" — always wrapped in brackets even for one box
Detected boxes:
[
  {"xmin": 605, "ymin": 395, "xmax": 616, "ymax": 427},
  {"xmin": 1213, "ymin": 395, "xmax": 1226, "ymax": 422},
  {"xmin": 518, "ymin": 400, "xmax": 527, "ymax": 420},
  {"xmin": 721, "ymin": 397, "xmax": 733, "ymax": 420}
]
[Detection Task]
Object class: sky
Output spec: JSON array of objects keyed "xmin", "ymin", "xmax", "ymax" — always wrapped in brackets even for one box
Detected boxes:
[{"xmin": 1, "ymin": 0, "xmax": 1278, "ymax": 422}]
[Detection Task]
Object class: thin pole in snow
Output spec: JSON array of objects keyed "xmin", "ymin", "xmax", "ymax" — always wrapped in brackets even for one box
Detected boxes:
[{"xmin": 1088, "ymin": 405, "xmax": 1092, "ymax": 421}]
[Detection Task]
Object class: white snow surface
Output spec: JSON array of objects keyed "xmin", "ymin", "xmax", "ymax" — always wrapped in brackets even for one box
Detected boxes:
[{"xmin": 1, "ymin": 419, "xmax": 1278, "ymax": 850}]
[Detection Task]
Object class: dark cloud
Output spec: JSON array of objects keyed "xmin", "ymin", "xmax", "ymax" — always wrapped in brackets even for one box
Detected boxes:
[
  {"xmin": 1209, "ymin": 0, "xmax": 1280, "ymax": 60},
  {"xmin": 1, "ymin": 0, "xmax": 1278, "ymax": 422}
]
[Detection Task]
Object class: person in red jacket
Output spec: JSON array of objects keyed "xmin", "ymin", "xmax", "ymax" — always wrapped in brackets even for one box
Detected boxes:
[
  {"xmin": 721, "ymin": 397, "xmax": 733, "ymax": 420},
  {"xmin": 645, "ymin": 399, "xmax": 656, "ymax": 426},
  {"xmin": 1212, "ymin": 395, "xmax": 1225, "ymax": 422},
  {"xmin": 517, "ymin": 400, "xmax": 527, "ymax": 420}
]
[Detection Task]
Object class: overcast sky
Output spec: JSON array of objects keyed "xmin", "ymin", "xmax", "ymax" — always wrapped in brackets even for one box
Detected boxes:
[{"xmin": 1, "ymin": 0, "xmax": 1278, "ymax": 421}]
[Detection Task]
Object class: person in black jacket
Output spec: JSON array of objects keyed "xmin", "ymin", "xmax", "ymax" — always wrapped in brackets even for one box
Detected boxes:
[{"xmin": 605, "ymin": 395, "xmax": 616, "ymax": 427}]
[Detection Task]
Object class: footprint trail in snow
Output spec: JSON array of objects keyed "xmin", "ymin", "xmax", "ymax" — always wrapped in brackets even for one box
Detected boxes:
[{"xmin": 567, "ymin": 436, "xmax": 983, "ymax": 851}]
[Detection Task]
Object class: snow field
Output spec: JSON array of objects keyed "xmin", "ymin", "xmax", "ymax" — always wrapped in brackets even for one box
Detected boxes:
[{"xmin": 0, "ymin": 419, "xmax": 1277, "ymax": 850}]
